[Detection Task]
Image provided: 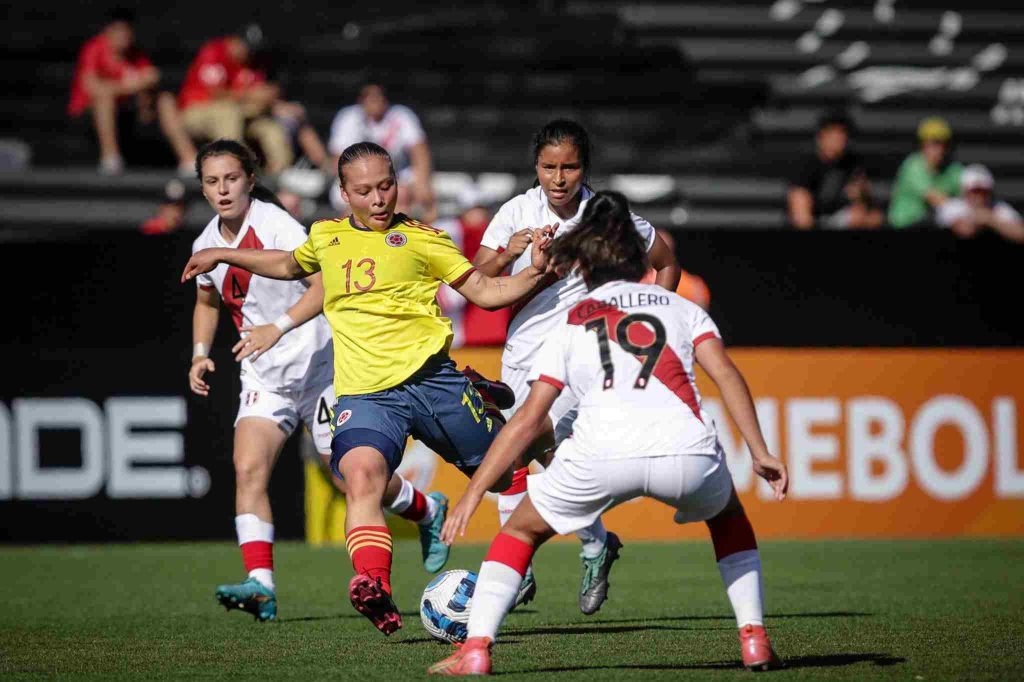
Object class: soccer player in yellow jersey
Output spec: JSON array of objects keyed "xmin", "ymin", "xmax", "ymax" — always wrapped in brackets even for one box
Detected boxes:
[{"xmin": 183, "ymin": 141, "xmax": 556, "ymax": 636}]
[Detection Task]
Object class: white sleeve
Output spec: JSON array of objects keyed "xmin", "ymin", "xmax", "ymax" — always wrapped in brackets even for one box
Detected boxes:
[
  {"xmin": 272, "ymin": 211, "xmax": 311, "ymax": 252},
  {"xmin": 480, "ymin": 200, "xmax": 518, "ymax": 252},
  {"xmin": 327, "ymin": 108, "xmax": 357, "ymax": 156},
  {"xmin": 631, "ymin": 212, "xmax": 657, "ymax": 251},
  {"xmin": 527, "ymin": 328, "xmax": 570, "ymax": 391},
  {"xmin": 192, "ymin": 236, "xmax": 215, "ymax": 289},
  {"xmin": 394, "ymin": 106, "xmax": 426, "ymax": 148},
  {"xmin": 688, "ymin": 302, "xmax": 721, "ymax": 347},
  {"xmin": 936, "ymin": 199, "xmax": 968, "ymax": 227},
  {"xmin": 995, "ymin": 202, "xmax": 1023, "ymax": 224}
]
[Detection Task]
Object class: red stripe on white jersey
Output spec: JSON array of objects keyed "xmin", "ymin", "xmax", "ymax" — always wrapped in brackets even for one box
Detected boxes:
[
  {"xmin": 221, "ymin": 228, "xmax": 264, "ymax": 331},
  {"xmin": 568, "ymin": 298, "xmax": 704, "ymax": 422}
]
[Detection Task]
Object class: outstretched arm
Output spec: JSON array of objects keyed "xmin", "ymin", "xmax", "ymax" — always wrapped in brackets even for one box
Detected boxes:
[
  {"xmin": 695, "ymin": 338, "xmax": 788, "ymax": 500},
  {"xmin": 182, "ymin": 247, "xmax": 307, "ymax": 283},
  {"xmin": 649, "ymin": 231, "xmax": 681, "ymax": 291},
  {"xmin": 454, "ymin": 227, "xmax": 554, "ymax": 310},
  {"xmin": 441, "ymin": 381, "xmax": 560, "ymax": 544},
  {"xmin": 233, "ymin": 273, "xmax": 325, "ymax": 361}
]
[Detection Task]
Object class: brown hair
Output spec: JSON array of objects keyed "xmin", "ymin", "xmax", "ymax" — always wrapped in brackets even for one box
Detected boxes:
[
  {"xmin": 547, "ymin": 190, "xmax": 648, "ymax": 289},
  {"xmin": 337, "ymin": 141, "xmax": 396, "ymax": 187},
  {"xmin": 195, "ymin": 139, "xmax": 286, "ymax": 211}
]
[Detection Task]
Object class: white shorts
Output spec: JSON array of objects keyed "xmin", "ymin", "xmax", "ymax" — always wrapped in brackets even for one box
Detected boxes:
[
  {"xmin": 310, "ymin": 384, "xmax": 339, "ymax": 456},
  {"xmin": 236, "ymin": 382, "xmax": 333, "ymax": 447},
  {"xmin": 527, "ymin": 441, "xmax": 733, "ymax": 535},
  {"xmin": 502, "ymin": 363, "xmax": 579, "ymax": 444}
]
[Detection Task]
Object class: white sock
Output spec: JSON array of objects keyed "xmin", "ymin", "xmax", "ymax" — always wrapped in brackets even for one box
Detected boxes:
[
  {"xmin": 466, "ymin": 560, "xmax": 523, "ymax": 641},
  {"xmin": 385, "ymin": 475, "xmax": 415, "ymax": 515},
  {"xmin": 717, "ymin": 549, "xmax": 763, "ymax": 627},
  {"xmin": 235, "ymin": 513, "xmax": 275, "ymax": 591},
  {"xmin": 576, "ymin": 519, "xmax": 608, "ymax": 559},
  {"xmin": 497, "ymin": 491, "xmax": 526, "ymax": 527},
  {"xmin": 385, "ymin": 476, "xmax": 438, "ymax": 526}
]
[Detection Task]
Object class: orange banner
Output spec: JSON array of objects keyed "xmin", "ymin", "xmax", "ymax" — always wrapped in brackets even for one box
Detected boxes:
[{"xmin": 396, "ymin": 348, "xmax": 1024, "ymax": 541}]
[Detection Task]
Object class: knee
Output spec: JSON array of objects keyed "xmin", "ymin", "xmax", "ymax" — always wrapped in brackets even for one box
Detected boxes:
[
  {"xmin": 341, "ymin": 465, "xmax": 384, "ymax": 499},
  {"xmin": 234, "ymin": 452, "xmax": 270, "ymax": 491}
]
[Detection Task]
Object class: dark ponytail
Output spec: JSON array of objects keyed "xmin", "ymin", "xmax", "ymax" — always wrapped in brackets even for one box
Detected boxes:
[
  {"xmin": 547, "ymin": 191, "xmax": 647, "ymax": 289},
  {"xmin": 532, "ymin": 119, "xmax": 591, "ymax": 182},
  {"xmin": 195, "ymin": 138, "xmax": 287, "ymax": 212},
  {"xmin": 338, "ymin": 141, "xmax": 396, "ymax": 187}
]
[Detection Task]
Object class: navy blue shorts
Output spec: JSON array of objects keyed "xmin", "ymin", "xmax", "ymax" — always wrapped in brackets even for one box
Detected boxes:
[{"xmin": 329, "ymin": 354, "xmax": 500, "ymax": 477}]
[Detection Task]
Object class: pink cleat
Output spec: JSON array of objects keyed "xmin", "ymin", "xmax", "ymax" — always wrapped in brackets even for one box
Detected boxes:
[
  {"xmin": 739, "ymin": 624, "xmax": 783, "ymax": 671},
  {"xmin": 348, "ymin": 574, "xmax": 402, "ymax": 636},
  {"xmin": 428, "ymin": 636, "xmax": 493, "ymax": 676}
]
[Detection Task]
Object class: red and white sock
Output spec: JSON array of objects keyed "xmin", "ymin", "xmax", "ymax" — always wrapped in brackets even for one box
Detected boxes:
[
  {"xmin": 707, "ymin": 511, "xmax": 763, "ymax": 627},
  {"xmin": 385, "ymin": 476, "xmax": 439, "ymax": 526},
  {"xmin": 497, "ymin": 468, "xmax": 529, "ymax": 526},
  {"xmin": 466, "ymin": 532, "xmax": 536, "ymax": 641},
  {"xmin": 235, "ymin": 513, "xmax": 275, "ymax": 590},
  {"xmin": 346, "ymin": 525, "xmax": 394, "ymax": 595}
]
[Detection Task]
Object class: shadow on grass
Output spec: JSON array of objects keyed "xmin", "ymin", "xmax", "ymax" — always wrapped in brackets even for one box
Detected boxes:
[
  {"xmin": 592, "ymin": 611, "xmax": 871, "ymax": 625},
  {"xmin": 278, "ymin": 610, "xmax": 419, "ymax": 624},
  {"xmin": 500, "ymin": 652, "xmax": 905, "ymax": 675}
]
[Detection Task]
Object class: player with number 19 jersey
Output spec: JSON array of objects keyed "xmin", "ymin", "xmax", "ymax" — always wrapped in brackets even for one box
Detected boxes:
[{"xmin": 529, "ymin": 280, "xmax": 721, "ymax": 460}]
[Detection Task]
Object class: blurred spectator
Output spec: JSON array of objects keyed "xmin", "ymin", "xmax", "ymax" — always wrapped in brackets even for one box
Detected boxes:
[
  {"xmin": 436, "ymin": 187, "xmax": 510, "ymax": 346},
  {"xmin": 178, "ymin": 26, "xmax": 293, "ymax": 173},
  {"xmin": 328, "ymin": 81, "xmax": 437, "ymax": 221},
  {"xmin": 640, "ymin": 229, "xmax": 711, "ymax": 310},
  {"xmin": 937, "ymin": 165, "xmax": 1024, "ymax": 243},
  {"xmin": 888, "ymin": 117, "xmax": 962, "ymax": 229},
  {"xmin": 139, "ymin": 178, "xmax": 187, "ymax": 235},
  {"xmin": 787, "ymin": 111, "xmax": 882, "ymax": 230},
  {"xmin": 68, "ymin": 9, "xmax": 196, "ymax": 174}
]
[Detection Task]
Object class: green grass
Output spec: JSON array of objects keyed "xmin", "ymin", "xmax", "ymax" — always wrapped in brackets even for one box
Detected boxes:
[{"xmin": 1, "ymin": 539, "xmax": 1021, "ymax": 680}]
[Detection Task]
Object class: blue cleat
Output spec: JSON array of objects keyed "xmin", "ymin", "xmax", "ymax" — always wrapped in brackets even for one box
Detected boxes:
[
  {"xmin": 510, "ymin": 566, "xmax": 537, "ymax": 611},
  {"xmin": 215, "ymin": 577, "xmax": 277, "ymax": 622},
  {"xmin": 420, "ymin": 492, "xmax": 451, "ymax": 573}
]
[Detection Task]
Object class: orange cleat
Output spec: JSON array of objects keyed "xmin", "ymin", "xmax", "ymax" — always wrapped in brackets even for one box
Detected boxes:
[
  {"xmin": 348, "ymin": 574, "xmax": 402, "ymax": 635},
  {"xmin": 739, "ymin": 624, "xmax": 783, "ymax": 671},
  {"xmin": 428, "ymin": 636, "xmax": 493, "ymax": 676}
]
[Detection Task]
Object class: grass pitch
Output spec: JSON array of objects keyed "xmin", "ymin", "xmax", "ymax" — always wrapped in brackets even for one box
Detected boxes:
[{"xmin": 1, "ymin": 539, "xmax": 1021, "ymax": 679}]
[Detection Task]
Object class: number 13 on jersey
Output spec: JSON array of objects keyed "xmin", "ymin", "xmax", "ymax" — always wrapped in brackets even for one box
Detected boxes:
[{"xmin": 342, "ymin": 258, "xmax": 376, "ymax": 292}]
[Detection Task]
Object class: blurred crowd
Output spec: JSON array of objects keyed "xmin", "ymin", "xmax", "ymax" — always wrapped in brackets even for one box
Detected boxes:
[
  {"xmin": 786, "ymin": 109, "xmax": 1024, "ymax": 243},
  {"xmin": 68, "ymin": 11, "xmax": 437, "ymax": 233}
]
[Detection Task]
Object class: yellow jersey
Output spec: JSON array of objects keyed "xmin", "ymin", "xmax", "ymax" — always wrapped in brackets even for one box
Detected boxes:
[{"xmin": 293, "ymin": 213, "xmax": 476, "ymax": 396}]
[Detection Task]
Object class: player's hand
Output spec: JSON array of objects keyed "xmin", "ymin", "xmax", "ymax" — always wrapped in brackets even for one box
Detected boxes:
[
  {"xmin": 529, "ymin": 223, "xmax": 559, "ymax": 272},
  {"xmin": 188, "ymin": 357, "xmax": 215, "ymax": 396},
  {"xmin": 505, "ymin": 228, "xmax": 535, "ymax": 260},
  {"xmin": 181, "ymin": 249, "xmax": 222, "ymax": 283},
  {"xmin": 441, "ymin": 488, "xmax": 485, "ymax": 546},
  {"xmin": 752, "ymin": 453, "xmax": 788, "ymax": 501},
  {"xmin": 232, "ymin": 324, "xmax": 283, "ymax": 362}
]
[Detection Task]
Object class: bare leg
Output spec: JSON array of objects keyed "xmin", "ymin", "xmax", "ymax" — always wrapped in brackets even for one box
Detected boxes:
[
  {"xmin": 156, "ymin": 91, "xmax": 197, "ymax": 168},
  {"xmin": 90, "ymin": 90, "xmax": 121, "ymax": 166}
]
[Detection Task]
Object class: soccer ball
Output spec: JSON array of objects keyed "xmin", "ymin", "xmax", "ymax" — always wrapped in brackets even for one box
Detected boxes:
[{"xmin": 420, "ymin": 569, "xmax": 477, "ymax": 643}]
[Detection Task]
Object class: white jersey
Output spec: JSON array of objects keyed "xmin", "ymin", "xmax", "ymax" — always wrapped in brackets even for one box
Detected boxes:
[
  {"xmin": 481, "ymin": 186, "xmax": 656, "ymax": 369},
  {"xmin": 192, "ymin": 198, "xmax": 332, "ymax": 392},
  {"xmin": 327, "ymin": 104, "xmax": 425, "ymax": 175},
  {"xmin": 528, "ymin": 280, "xmax": 721, "ymax": 460}
]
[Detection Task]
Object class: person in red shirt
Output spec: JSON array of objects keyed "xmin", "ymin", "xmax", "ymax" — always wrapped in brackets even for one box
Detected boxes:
[
  {"xmin": 179, "ymin": 27, "xmax": 292, "ymax": 174},
  {"xmin": 68, "ymin": 9, "xmax": 196, "ymax": 174}
]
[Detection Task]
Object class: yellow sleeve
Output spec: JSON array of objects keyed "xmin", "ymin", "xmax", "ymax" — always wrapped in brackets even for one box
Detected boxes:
[
  {"xmin": 292, "ymin": 233, "xmax": 321, "ymax": 274},
  {"xmin": 428, "ymin": 230, "xmax": 476, "ymax": 286}
]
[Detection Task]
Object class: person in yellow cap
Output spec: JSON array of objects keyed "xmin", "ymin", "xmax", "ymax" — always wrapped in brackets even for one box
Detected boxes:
[{"xmin": 887, "ymin": 117, "xmax": 962, "ymax": 228}]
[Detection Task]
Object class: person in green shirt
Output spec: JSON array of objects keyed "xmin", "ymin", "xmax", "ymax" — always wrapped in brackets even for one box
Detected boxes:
[{"xmin": 888, "ymin": 117, "xmax": 962, "ymax": 228}]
